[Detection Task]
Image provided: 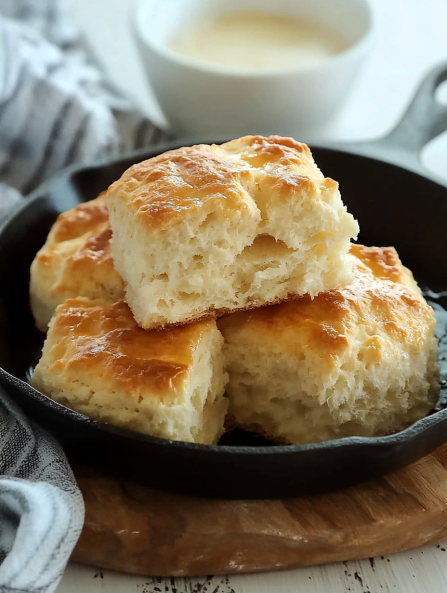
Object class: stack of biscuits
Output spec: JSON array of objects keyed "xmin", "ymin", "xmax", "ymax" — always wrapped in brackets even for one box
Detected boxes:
[{"xmin": 29, "ymin": 136, "xmax": 439, "ymax": 445}]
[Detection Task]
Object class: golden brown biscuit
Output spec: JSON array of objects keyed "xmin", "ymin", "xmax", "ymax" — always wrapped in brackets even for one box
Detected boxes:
[
  {"xmin": 107, "ymin": 135, "xmax": 359, "ymax": 330},
  {"xmin": 218, "ymin": 245, "xmax": 439, "ymax": 445},
  {"xmin": 31, "ymin": 298, "xmax": 228, "ymax": 444},
  {"xmin": 30, "ymin": 194, "xmax": 124, "ymax": 332}
]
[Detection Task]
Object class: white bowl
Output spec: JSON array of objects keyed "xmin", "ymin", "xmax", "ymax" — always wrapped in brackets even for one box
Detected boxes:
[{"xmin": 133, "ymin": 0, "xmax": 374, "ymax": 138}]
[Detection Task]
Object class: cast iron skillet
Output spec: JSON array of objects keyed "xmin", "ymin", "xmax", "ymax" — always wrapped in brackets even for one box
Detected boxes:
[{"xmin": 1, "ymin": 64, "xmax": 447, "ymax": 499}]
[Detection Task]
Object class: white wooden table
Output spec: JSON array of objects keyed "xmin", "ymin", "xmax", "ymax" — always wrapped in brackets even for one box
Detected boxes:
[{"xmin": 59, "ymin": 0, "xmax": 447, "ymax": 591}]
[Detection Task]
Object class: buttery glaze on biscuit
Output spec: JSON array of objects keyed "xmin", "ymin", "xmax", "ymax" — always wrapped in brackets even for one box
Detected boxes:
[
  {"xmin": 29, "ymin": 194, "xmax": 124, "ymax": 332},
  {"xmin": 349, "ymin": 243, "xmax": 419, "ymax": 290},
  {"xmin": 31, "ymin": 298, "xmax": 228, "ymax": 444},
  {"xmin": 114, "ymin": 136, "xmax": 321, "ymax": 228},
  {"xmin": 51, "ymin": 194, "xmax": 110, "ymax": 242},
  {"xmin": 108, "ymin": 135, "xmax": 359, "ymax": 330},
  {"xmin": 218, "ymin": 245, "xmax": 439, "ymax": 445},
  {"xmin": 220, "ymin": 250, "xmax": 428, "ymax": 366},
  {"xmin": 51, "ymin": 299, "xmax": 204, "ymax": 397},
  {"xmin": 126, "ymin": 147, "xmax": 254, "ymax": 226}
]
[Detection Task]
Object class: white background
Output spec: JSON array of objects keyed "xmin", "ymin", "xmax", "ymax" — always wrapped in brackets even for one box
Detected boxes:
[{"xmin": 59, "ymin": 0, "xmax": 447, "ymax": 591}]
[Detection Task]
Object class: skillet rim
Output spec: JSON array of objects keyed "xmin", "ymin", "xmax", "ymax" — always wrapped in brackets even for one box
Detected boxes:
[{"xmin": 1, "ymin": 139, "xmax": 447, "ymax": 457}]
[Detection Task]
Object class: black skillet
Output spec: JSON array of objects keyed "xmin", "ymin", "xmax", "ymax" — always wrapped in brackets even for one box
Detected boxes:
[{"xmin": 1, "ymin": 64, "xmax": 447, "ymax": 499}]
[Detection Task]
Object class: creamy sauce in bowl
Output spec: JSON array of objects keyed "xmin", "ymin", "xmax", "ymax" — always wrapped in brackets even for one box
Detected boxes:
[{"xmin": 169, "ymin": 12, "xmax": 348, "ymax": 70}]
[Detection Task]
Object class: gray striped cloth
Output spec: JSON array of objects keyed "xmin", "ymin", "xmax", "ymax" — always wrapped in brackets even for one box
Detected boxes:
[
  {"xmin": 0, "ymin": 0, "xmax": 169, "ymax": 217},
  {"xmin": 0, "ymin": 386, "xmax": 84, "ymax": 593},
  {"xmin": 0, "ymin": 1, "xmax": 169, "ymax": 591}
]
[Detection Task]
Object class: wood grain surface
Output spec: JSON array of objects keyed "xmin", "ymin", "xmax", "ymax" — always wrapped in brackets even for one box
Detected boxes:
[{"xmin": 70, "ymin": 442, "xmax": 447, "ymax": 576}]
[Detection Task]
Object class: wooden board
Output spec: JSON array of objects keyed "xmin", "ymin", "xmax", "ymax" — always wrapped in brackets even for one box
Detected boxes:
[{"xmin": 70, "ymin": 442, "xmax": 447, "ymax": 576}]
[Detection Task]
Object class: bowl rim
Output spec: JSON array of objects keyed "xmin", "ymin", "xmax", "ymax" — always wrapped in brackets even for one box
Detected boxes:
[
  {"xmin": 132, "ymin": 0, "xmax": 375, "ymax": 79},
  {"xmin": 1, "ymin": 139, "xmax": 447, "ymax": 458}
]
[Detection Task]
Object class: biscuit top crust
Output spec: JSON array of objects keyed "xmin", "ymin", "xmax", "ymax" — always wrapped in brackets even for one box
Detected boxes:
[
  {"xmin": 51, "ymin": 193, "xmax": 109, "ymax": 242},
  {"xmin": 35, "ymin": 194, "xmax": 119, "ymax": 286},
  {"xmin": 48, "ymin": 297, "xmax": 215, "ymax": 401},
  {"xmin": 218, "ymin": 245, "xmax": 434, "ymax": 366},
  {"xmin": 107, "ymin": 135, "xmax": 328, "ymax": 229},
  {"xmin": 350, "ymin": 244, "xmax": 410, "ymax": 285}
]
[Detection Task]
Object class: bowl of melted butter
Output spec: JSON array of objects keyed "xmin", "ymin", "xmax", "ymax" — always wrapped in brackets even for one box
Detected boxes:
[{"xmin": 133, "ymin": 0, "xmax": 373, "ymax": 138}]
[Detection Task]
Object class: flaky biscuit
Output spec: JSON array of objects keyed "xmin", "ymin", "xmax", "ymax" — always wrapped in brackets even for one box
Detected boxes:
[
  {"xmin": 31, "ymin": 298, "xmax": 228, "ymax": 444},
  {"xmin": 30, "ymin": 194, "xmax": 124, "ymax": 332},
  {"xmin": 218, "ymin": 245, "xmax": 439, "ymax": 445},
  {"xmin": 107, "ymin": 135, "xmax": 359, "ymax": 330}
]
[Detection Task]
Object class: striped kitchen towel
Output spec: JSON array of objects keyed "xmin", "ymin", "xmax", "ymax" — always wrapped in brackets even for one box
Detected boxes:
[
  {"xmin": 0, "ymin": 0, "xmax": 169, "ymax": 591},
  {"xmin": 0, "ymin": 0, "xmax": 169, "ymax": 217},
  {"xmin": 0, "ymin": 386, "xmax": 84, "ymax": 593}
]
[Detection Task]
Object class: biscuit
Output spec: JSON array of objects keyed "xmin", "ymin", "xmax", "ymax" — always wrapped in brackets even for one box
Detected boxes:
[
  {"xmin": 30, "ymin": 194, "xmax": 124, "ymax": 332},
  {"xmin": 218, "ymin": 245, "xmax": 439, "ymax": 444},
  {"xmin": 107, "ymin": 135, "xmax": 359, "ymax": 329},
  {"xmin": 31, "ymin": 298, "xmax": 228, "ymax": 444}
]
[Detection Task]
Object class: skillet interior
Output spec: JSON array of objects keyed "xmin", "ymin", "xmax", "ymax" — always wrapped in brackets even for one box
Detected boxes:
[{"xmin": 0, "ymin": 142, "xmax": 447, "ymax": 499}]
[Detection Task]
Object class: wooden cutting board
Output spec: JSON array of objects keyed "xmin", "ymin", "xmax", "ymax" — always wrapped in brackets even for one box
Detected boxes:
[{"xmin": 70, "ymin": 442, "xmax": 447, "ymax": 576}]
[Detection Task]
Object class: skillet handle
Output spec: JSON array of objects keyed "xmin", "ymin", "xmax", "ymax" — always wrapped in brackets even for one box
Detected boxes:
[{"xmin": 330, "ymin": 62, "xmax": 447, "ymax": 178}]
